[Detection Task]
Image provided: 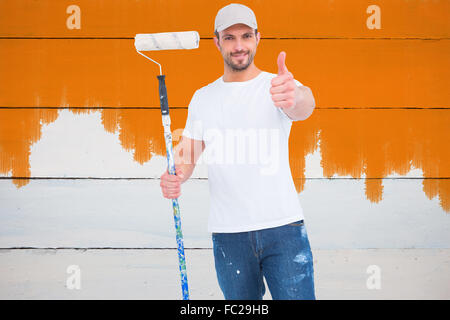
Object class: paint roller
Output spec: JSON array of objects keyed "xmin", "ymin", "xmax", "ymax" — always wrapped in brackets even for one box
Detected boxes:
[
  {"xmin": 135, "ymin": 31, "xmax": 199, "ymax": 75},
  {"xmin": 135, "ymin": 31, "xmax": 200, "ymax": 51},
  {"xmin": 134, "ymin": 31, "xmax": 200, "ymax": 300}
]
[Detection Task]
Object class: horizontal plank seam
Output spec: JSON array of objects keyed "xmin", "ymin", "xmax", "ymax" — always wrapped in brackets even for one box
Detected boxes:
[
  {"xmin": 0, "ymin": 247, "xmax": 209, "ymax": 250},
  {"xmin": 0, "ymin": 177, "xmax": 448, "ymax": 180},
  {"xmin": 1, "ymin": 107, "xmax": 449, "ymax": 110},
  {"xmin": 0, "ymin": 247, "xmax": 446, "ymax": 251},
  {"xmin": 0, "ymin": 37, "xmax": 449, "ymax": 40}
]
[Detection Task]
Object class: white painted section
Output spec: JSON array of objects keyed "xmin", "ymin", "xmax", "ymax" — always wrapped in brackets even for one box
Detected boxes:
[
  {"xmin": 0, "ymin": 178, "xmax": 448, "ymax": 249},
  {"xmin": 0, "ymin": 249, "xmax": 448, "ymax": 300},
  {"xmin": 0, "ymin": 179, "xmax": 210, "ymax": 248},
  {"xmin": 301, "ymin": 178, "xmax": 449, "ymax": 249}
]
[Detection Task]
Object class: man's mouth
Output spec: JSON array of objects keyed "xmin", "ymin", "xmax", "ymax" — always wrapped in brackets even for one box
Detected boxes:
[{"xmin": 231, "ymin": 52, "xmax": 248, "ymax": 58}]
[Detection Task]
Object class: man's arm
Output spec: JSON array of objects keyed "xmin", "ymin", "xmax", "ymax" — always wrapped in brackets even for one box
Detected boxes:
[
  {"xmin": 173, "ymin": 135, "xmax": 205, "ymax": 183},
  {"xmin": 160, "ymin": 135, "xmax": 205, "ymax": 199}
]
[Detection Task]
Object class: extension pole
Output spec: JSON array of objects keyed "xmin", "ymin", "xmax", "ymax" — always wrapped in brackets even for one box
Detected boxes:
[{"xmin": 157, "ymin": 74, "xmax": 189, "ymax": 300}]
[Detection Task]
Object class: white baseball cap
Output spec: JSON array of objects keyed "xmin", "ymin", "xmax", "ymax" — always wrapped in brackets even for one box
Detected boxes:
[{"xmin": 214, "ymin": 3, "xmax": 258, "ymax": 33}]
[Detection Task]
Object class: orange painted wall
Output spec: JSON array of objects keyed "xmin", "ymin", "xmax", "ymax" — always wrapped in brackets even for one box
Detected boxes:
[{"xmin": 0, "ymin": 0, "xmax": 449, "ymax": 212}]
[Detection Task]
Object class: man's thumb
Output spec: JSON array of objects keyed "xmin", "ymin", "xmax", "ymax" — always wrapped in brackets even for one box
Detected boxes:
[{"xmin": 277, "ymin": 51, "xmax": 288, "ymax": 75}]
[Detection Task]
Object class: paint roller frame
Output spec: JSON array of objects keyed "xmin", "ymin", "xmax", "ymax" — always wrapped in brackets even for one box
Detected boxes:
[{"xmin": 134, "ymin": 31, "xmax": 200, "ymax": 300}]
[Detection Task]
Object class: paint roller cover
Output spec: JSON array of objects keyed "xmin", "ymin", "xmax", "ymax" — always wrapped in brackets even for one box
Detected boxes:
[{"xmin": 134, "ymin": 31, "xmax": 200, "ymax": 51}]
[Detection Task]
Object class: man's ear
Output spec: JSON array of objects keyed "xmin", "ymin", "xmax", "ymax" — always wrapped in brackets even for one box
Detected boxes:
[
  {"xmin": 256, "ymin": 31, "xmax": 261, "ymax": 45},
  {"xmin": 213, "ymin": 35, "xmax": 220, "ymax": 50}
]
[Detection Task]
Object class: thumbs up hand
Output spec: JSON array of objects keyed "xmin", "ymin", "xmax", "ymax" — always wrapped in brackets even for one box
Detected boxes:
[{"xmin": 270, "ymin": 51, "xmax": 298, "ymax": 109}]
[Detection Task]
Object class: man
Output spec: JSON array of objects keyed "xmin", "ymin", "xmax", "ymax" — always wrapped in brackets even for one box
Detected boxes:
[{"xmin": 160, "ymin": 3, "xmax": 316, "ymax": 300}]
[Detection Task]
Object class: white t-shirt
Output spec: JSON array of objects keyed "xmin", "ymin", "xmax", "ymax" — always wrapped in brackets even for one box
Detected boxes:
[{"xmin": 183, "ymin": 71, "xmax": 304, "ymax": 233}]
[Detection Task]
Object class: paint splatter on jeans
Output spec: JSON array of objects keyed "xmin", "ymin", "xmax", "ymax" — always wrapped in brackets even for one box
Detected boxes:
[{"xmin": 212, "ymin": 220, "xmax": 316, "ymax": 300}]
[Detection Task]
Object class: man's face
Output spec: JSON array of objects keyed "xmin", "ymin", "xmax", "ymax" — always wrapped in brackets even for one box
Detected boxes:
[{"xmin": 214, "ymin": 24, "xmax": 260, "ymax": 72}]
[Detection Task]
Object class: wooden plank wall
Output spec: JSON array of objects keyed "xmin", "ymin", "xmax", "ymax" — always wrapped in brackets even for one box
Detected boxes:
[{"xmin": 0, "ymin": 0, "xmax": 449, "ymax": 248}]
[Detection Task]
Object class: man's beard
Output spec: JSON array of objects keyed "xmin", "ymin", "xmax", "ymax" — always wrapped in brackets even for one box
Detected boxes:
[{"xmin": 222, "ymin": 49, "xmax": 256, "ymax": 72}]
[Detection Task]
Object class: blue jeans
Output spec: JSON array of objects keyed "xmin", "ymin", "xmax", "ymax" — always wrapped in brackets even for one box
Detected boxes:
[{"xmin": 212, "ymin": 220, "xmax": 316, "ymax": 300}]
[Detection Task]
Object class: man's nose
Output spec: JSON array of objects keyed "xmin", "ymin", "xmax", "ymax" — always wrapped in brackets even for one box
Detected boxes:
[{"xmin": 233, "ymin": 38, "xmax": 244, "ymax": 52}]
